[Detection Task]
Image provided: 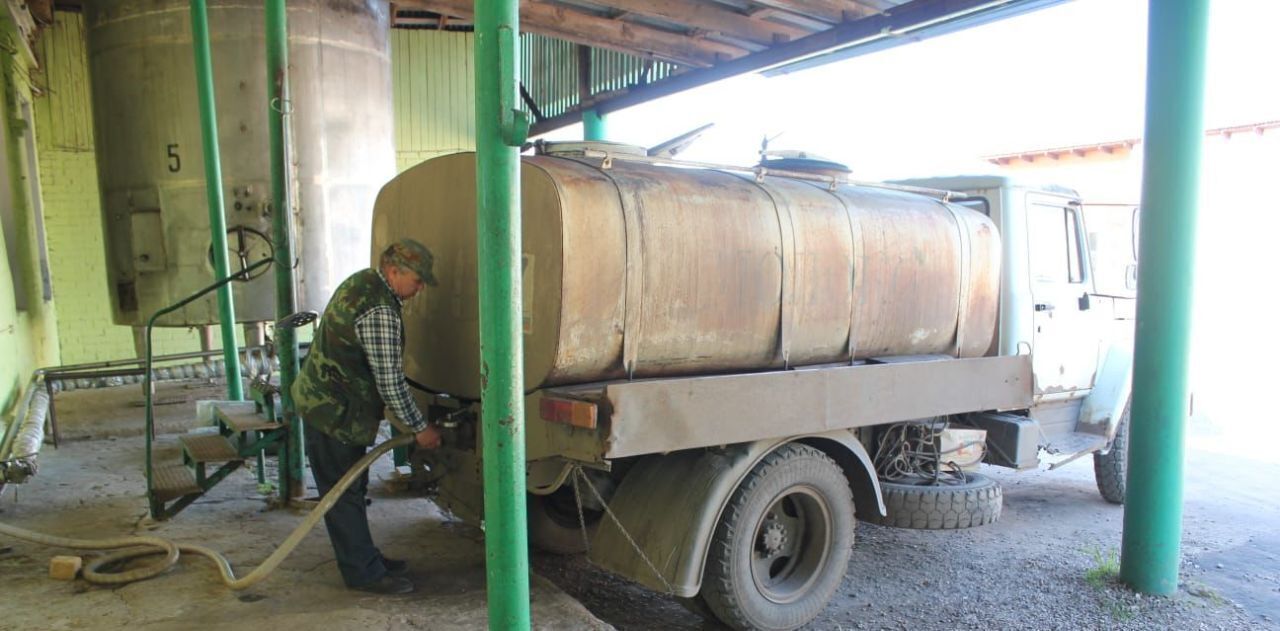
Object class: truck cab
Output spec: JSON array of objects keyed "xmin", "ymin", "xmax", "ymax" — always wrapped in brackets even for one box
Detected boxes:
[{"xmin": 895, "ymin": 175, "xmax": 1137, "ymax": 474}]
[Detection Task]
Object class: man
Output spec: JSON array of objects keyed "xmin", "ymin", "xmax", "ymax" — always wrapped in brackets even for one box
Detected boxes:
[{"xmin": 292, "ymin": 238, "xmax": 444, "ymax": 595}]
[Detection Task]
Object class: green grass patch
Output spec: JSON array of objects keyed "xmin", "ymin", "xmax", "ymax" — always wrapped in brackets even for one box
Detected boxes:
[{"xmin": 1084, "ymin": 545, "xmax": 1121, "ymax": 589}]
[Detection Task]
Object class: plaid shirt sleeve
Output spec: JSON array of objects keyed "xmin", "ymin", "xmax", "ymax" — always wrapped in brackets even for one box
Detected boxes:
[{"xmin": 354, "ymin": 305, "xmax": 427, "ymax": 432}]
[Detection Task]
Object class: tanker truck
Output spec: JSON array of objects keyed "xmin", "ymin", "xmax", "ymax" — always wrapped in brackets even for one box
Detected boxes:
[{"xmin": 369, "ymin": 142, "xmax": 1136, "ymax": 631}]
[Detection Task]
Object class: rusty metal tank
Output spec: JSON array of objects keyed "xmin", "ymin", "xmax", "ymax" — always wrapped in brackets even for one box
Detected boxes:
[
  {"xmin": 85, "ymin": 0, "xmax": 395, "ymax": 325},
  {"xmin": 372, "ymin": 147, "xmax": 1000, "ymax": 399}
]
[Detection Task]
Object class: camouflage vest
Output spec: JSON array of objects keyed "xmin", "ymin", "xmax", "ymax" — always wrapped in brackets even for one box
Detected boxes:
[{"xmin": 292, "ymin": 268, "xmax": 400, "ymax": 446}]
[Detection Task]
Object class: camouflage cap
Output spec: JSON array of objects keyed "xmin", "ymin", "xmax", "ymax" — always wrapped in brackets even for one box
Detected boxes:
[{"xmin": 384, "ymin": 238, "xmax": 439, "ymax": 287}]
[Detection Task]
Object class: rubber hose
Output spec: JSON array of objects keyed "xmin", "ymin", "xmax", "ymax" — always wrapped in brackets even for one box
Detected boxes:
[{"xmin": 0, "ymin": 433, "xmax": 415, "ymax": 588}]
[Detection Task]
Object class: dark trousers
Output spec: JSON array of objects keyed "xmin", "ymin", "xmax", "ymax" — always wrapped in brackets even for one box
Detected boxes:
[{"xmin": 304, "ymin": 423, "xmax": 388, "ymax": 587}]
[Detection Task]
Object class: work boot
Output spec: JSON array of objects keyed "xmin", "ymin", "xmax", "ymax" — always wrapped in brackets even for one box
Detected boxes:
[
  {"xmin": 383, "ymin": 557, "xmax": 409, "ymax": 577},
  {"xmin": 351, "ymin": 575, "xmax": 415, "ymax": 595}
]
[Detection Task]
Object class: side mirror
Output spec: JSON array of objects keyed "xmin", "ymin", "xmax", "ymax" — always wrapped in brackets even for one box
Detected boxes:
[
  {"xmin": 1124, "ymin": 264, "xmax": 1138, "ymax": 290},
  {"xmin": 1130, "ymin": 207, "xmax": 1140, "ymax": 260}
]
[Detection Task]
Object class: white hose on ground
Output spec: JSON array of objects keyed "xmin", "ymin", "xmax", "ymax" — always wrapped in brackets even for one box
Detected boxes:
[{"xmin": 0, "ymin": 433, "xmax": 414, "ymax": 588}]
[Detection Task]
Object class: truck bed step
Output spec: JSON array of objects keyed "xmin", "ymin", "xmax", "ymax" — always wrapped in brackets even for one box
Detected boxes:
[
  {"xmin": 152, "ymin": 464, "xmax": 201, "ymax": 501},
  {"xmin": 179, "ymin": 434, "xmax": 241, "ymax": 463},
  {"xmin": 1044, "ymin": 431, "xmax": 1107, "ymax": 456}
]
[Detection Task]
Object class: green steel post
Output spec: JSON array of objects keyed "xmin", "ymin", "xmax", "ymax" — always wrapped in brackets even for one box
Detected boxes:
[
  {"xmin": 189, "ymin": 0, "xmax": 243, "ymax": 401},
  {"xmin": 583, "ymin": 109, "xmax": 608, "ymax": 141},
  {"xmin": 475, "ymin": 0, "xmax": 532, "ymax": 626},
  {"xmin": 265, "ymin": 0, "xmax": 304, "ymax": 499},
  {"xmin": 1119, "ymin": 0, "xmax": 1210, "ymax": 596}
]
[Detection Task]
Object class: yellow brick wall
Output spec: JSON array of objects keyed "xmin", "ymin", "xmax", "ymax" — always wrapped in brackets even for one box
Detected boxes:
[
  {"xmin": 34, "ymin": 12, "xmax": 203, "ymax": 365},
  {"xmin": 25, "ymin": 19, "xmax": 478, "ymax": 367}
]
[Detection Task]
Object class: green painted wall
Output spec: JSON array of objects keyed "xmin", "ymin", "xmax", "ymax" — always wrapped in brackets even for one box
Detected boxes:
[
  {"xmin": 0, "ymin": 10, "xmax": 59, "ymax": 428},
  {"xmin": 391, "ymin": 29, "xmax": 476, "ymax": 171}
]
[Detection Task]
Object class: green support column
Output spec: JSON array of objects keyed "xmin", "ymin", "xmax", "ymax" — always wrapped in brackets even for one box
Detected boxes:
[
  {"xmin": 265, "ymin": 0, "xmax": 303, "ymax": 498},
  {"xmin": 583, "ymin": 109, "xmax": 608, "ymax": 141},
  {"xmin": 189, "ymin": 0, "xmax": 243, "ymax": 401},
  {"xmin": 474, "ymin": 0, "xmax": 532, "ymax": 625},
  {"xmin": 1119, "ymin": 0, "xmax": 1210, "ymax": 596}
]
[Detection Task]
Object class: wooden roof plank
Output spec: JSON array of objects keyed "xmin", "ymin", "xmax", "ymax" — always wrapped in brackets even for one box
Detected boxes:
[
  {"xmin": 745, "ymin": 0, "xmax": 877, "ymax": 25},
  {"xmin": 401, "ymin": 0, "xmax": 749, "ymax": 67},
  {"xmin": 597, "ymin": 0, "xmax": 813, "ymax": 46}
]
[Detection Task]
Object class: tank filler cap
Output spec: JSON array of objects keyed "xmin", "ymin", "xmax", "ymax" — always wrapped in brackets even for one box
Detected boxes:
[
  {"xmin": 537, "ymin": 140, "xmax": 648, "ymax": 158},
  {"xmin": 757, "ymin": 150, "xmax": 851, "ymax": 180}
]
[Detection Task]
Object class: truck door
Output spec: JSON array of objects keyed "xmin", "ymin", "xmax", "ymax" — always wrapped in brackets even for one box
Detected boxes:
[{"xmin": 1025, "ymin": 194, "xmax": 1100, "ymax": 395}]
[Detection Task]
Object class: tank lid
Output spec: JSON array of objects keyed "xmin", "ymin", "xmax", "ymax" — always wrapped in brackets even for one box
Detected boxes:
[
  {"xmin": 536, "ymin": 140, "xmax": 648, "ymax": 157},
  {"xmin": 756, "ymin": 150, "xmax": 851, "ymax": 180}
]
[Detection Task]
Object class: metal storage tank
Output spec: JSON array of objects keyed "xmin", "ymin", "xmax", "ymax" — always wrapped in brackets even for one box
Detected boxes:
[
  {"xmin": 372, "ymin": 147, "xmax": 1001, "ymax": 399},
  {"xmin": 85, "ymin": 0, "xmax": 395, "ymax": 326}
]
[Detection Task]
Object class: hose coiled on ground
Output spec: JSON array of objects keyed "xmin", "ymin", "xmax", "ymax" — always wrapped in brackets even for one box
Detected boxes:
[{"xmin": 0, "ymin": 433, "xmax": 414, "ymax": 588}]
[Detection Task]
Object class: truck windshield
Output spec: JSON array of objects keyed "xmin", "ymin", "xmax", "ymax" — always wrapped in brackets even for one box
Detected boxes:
[{"xmin": 1082, "ymin": 203, "xmax": 1139, "ymax": 298}]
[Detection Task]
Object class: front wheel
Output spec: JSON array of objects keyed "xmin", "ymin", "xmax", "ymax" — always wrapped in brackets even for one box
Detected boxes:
[
  {"xmin": 1093, "ymin": 402, "xmax": 1130, "ymax": 505},
  {"xmin": 700, "ymin": 444, "xmax": 854, "ymax": 631}
]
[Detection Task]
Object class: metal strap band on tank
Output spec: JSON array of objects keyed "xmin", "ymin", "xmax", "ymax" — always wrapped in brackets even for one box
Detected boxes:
[
  {"xmin": 579, "ymin": 158, "xmax": 645, "ymax": 378},
  {"xmin": 733, "ymin": 172, "xmax": 796, "ymax": 368},
  {"xmin": 938, "ymin": 200, "xmax": 972, "ymax": 357},
  {"xmin": 814, "ymin": 184, "xmax": 862, "ymax": 362}
]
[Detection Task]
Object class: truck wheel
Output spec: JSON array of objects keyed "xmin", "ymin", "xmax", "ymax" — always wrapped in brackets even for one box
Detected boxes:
[
  {"xmin": 527, "ymin": 489, "xmax": 598, "ymax": 555},
  {"xmin": 701, "ymin": 444, "xmax": 854, "ymax": 631},
  {"xmin": 1092, "ymin": 403, "xmax": 1130, "ymax": 505},
  {"xmin": 864, "ymin": 473, "xmax": 1002, "ymax": 529}
]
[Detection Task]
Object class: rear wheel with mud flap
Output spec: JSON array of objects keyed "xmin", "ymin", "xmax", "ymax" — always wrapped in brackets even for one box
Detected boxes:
[
  {"xmin": 1093, "ymin": 402, "xmax": 1130, "ymax": 505},
  {"xmin": 864, "ymin": 472, "xmax": 1002, "ymax": 529},
  {"xmin": 700, "ymin": 443, "xmax": 855, "ymax": 631}
]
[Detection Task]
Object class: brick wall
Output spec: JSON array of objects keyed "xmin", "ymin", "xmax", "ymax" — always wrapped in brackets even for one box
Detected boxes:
[{"xmin": 35, "ymin": 12, "xmax": 200, "ymax": 365}]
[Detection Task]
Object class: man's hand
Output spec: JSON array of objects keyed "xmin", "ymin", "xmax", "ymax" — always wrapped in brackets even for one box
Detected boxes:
[{"xmin": 414, "ymin": 425, "xmax": 443, "ymax": 450}]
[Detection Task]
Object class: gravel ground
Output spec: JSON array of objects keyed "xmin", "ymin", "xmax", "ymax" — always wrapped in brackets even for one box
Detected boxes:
[{"xmin": 534, "ymin": 418, "xmax": 1279, "ymax": 630}]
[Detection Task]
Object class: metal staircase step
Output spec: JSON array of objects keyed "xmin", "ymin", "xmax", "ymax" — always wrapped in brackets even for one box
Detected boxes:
[
  {"xmin": 215, "ymin": 406, "xmax": 282, "ymax": 433},
  {"xmin": 179, "ymin": 433, "xmax": 242, "ymax": 463},
  {"xmin": 153, "ymin": 464, "xmax": 201, "ymax": 501}
]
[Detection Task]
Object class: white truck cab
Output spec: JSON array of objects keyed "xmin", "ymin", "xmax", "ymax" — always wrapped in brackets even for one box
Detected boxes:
[{"xmin": 896, "ymin": 175, "xmax": 1137, "ymax": 481}]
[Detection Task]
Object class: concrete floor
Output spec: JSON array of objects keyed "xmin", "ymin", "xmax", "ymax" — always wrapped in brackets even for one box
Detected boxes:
[
  {"xmin": 5, "ymin": 380, "xmax": 1278, "ymax": 630},
  {"xmin": 535, "ymin": 416, "xmax": 1280, "ymax": 630},
  {"xmin": 0, "ymin": 380, "xmax": 610, "ymax": 631}
]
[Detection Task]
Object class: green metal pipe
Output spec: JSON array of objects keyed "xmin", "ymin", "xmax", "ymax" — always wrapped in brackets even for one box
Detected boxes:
[
  {"xmin": 474, "ymin": 0, "xmax": 532, "ymax": 625},
  {"xmin": 188, "ymin": 0, "xmax": 243, "ymax": 401},
  {"xmin": 1119, "ymin": 0, "xmax": 1210, "ymax": 596},
  {"xmin": 264, "ymin": 0, "xmax": 303, "ymax": 499},
  {"xmin": 583, "ymin": 109, "xmax": 608, "ymax": 141}
]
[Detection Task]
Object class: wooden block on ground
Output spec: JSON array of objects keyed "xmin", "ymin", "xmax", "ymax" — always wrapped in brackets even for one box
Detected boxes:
[{"xmin": 49, "ymin": 555, "xmax": 82, "ymax": 581}]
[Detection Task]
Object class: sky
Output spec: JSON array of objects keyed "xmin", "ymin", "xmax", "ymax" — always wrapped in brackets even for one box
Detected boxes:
[{"xmin": 546, "ymin": 0, "xmax": 1280, "ymax": 180}]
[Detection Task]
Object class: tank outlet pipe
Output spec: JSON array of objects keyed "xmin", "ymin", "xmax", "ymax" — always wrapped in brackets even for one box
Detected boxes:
[
  {"xmin": 475, "ymin": 0, "xmax": 532, "ymax": 625},
  {"xmin": 264, "ymin": 0, "xmax": 303, "ymax": 500},
  {"xmin": 1119, "ymin": 0, "xmax": 1209, "ymax": 596},
  {"xmin": 0, "ymin": 434, "xmax": 412, "ymax": 587},
  {"xmin": 188, "ymin": 0, "xmax": 244, "ymax": 401}
]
